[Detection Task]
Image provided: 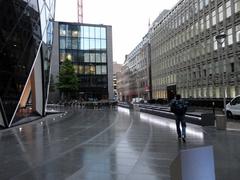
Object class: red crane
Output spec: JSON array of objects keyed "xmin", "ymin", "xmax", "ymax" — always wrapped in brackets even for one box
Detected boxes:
[{"xmin": 77, "ymin": 0, "xmax": 83, "ymax": 23}]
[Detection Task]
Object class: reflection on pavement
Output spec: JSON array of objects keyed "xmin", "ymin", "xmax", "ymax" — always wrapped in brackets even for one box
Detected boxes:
[{"xmin": 140, "ymin": 113, "xmax": 204, "ymax": 139}]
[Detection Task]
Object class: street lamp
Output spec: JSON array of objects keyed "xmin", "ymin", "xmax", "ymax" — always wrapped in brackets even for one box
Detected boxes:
[
  {"xmin": 215, "ymin": 33, "xmax": 227, "ymax": 115},
  {"xmin": 89, "ymin": 64, "xmax": 95, "ymax": 99}
]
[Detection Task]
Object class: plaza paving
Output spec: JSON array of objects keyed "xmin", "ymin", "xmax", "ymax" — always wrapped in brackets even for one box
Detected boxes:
[{"xmin": 0, "ymin": 107, "xmax": 240, "ymax": 180}]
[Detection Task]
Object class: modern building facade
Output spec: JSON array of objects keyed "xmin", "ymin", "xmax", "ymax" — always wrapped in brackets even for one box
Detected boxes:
[
  {"xmin": 0, "ymin": 0, "xmax": 55, "ymax": 128},
  {"xmin": 151, "ymin": 0, "xmax": 240, "ymax": 102},
  {"xmin": 113, "ymin": 62, "xmax": 122, "ymax": 100},
  {"xmin": 117, "ymin": 34, "xmax": 151, "ymax": 102},
  {"xmin": 50, "ymin": 22, "xmax": 113, "ymax": 102}
]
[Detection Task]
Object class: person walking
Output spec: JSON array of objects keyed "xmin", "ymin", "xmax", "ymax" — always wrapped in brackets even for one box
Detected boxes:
[{"xmin": 170, "ymin": 94, "xmax": 188, "ymax": 142}]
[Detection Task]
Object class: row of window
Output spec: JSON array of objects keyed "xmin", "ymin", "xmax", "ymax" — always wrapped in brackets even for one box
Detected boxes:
[
  {"xmin": 154, "ymin": 24, "xmax": 240, "ymax": 62},
  {"xmin": 59, "ymin": 51, "xmax": 107, "ymax": 63},
  {"xmin": 59, "ymin": 24, "xmax": 106, "ymax": 39},
  {"xmin": 153, "ymin": 85, "xmax": 239, "ymax": 99},
  {"xmin": 72, "ymin": 65, "xmax": 107, "ymax": 75},
  {"xmin": 60, "ymin": 37, "xmax": 107, "ymax": 50},
  {"xmin": 156, "ymin": 0, "xmax": 240, "ymax": 32}
]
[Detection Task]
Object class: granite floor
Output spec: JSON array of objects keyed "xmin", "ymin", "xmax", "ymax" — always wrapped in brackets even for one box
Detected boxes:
[{"xmin": 0, "ymin": 107, "xmax": 240, "ymax": 180}]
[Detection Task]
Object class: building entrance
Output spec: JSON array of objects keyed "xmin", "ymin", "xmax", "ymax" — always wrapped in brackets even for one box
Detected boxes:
[{"xmin": 167, "ymin": 85, "xmax": 176, "ymax": 101}]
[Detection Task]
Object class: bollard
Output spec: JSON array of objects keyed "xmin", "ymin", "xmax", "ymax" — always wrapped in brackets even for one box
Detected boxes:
[{"xmin": 215, "ymin": 114, "xmax": 226, "ymax": 130}]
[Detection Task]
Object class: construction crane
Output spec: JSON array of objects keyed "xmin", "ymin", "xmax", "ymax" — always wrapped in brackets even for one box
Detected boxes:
[{"xmin": 77, "ymin": 0, "xmax": 83, "ymax": 23}]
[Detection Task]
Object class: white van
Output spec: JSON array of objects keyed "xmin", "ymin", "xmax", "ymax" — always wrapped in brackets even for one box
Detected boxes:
[{"xmin": 226, "ymin": 95, "xmax": 240, "ymax": 118}]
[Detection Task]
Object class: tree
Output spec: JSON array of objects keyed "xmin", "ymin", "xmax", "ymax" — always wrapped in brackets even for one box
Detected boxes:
[{"xmin": 57, "ymin": 59, "xmax": 79, "ymax": 100}]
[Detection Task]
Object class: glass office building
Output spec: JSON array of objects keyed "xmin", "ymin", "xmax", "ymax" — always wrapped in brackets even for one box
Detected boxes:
[
  {"xmin": 50, "ymin": 22, "xmax": 113, "ymax": 102},
  {"xmin": 0, "ymin": 0, "xmax": 56, "ymax": 128}
]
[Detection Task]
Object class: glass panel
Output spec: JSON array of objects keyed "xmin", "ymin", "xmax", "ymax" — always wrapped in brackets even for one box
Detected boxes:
[
  {"xmin": 96, "ymin": 65, "xmax": 101, "ymax": 74},
  {"xmin": 59, "ymin": 50, "xmax": 66, "ymax": 62},
  {"xmin": 83, "ymin": 38, "xmax": 89, "ymax": 50},
  {"xmin": 74, "ymin": 65, "xmax": 78, "ymax": 73},
  {"xmin": 226, "ymin": 1, "xmax": 232, "ymax": 18},
  {"xmin": 72, "ymin": 25, "xmax": 79, "ymax": 37},
  {"xmin": 84, "ymin": 53, "xmax": 90, "ymax": 62},
  {"xmin": 102, "ymin": 65, "xmax": 107, "ymax": 74},
  {"xmin": 85, "ymin": 66, "xmax": 90, "ymax": 74},
  {"xmin": 60, "ymin": 37, "xmax": 65, "ymax": 49},
  {"xmin": 101, "ymin": 39, "xmax": 106, "ymax": 50},
  {"xmin": 96, "ymin": 39, "xmax": 101, "ymax": 49},
  {"xmin": 227, "ymin": 28, "xmax": 233, "ymax": 45},
  {"xmin": 90, "ymin": 53, "xmax": 95, "ymax": 63},
  {"xmin": 72, "ymin": 38, "xmax": 78, "ymax": 49},
  {"xmin": 80, "ymin": 38, "xmax": 84, "ymax": 50},
  {"xmin": 89, "ymin": 65, "xmax": 95, "ymax": 74},
  {"xmin": 83, "ymin": 26, "xmax": 89, "ymax": 38},
  {"xmin": 66, "ymin": 24, "xmax": 72, "ymax": 37},
  {"xmin": 78, "ymin": 52, "xmax": 84, "ymax": 62},
  {"xmin": 40, "ymin": 5, "xmax": 47, "ymax": 41},
  {"xmin": 236, "ymin": 24, "xmax": 240, "ymax": 42},
  {"xmin": 218, "ymin": 6, "xmax": 223, "ymax": 22},
  {"xmin": 60, "ymin": 24, "xmax": 66, "ymax": 36},
  {"xmin": 79, "ymin": 65, "xmax": 84, "ymax": 74},
  {"xmin": 96, "ymin": 53, "xmax": 101, "ymax": 62},
  {"xmin": 235, "ymin": 0, "xmax": 240, "ymax": 13},
  {"xmin": 90, "ymin": 38, "xmax": 95, "ymax": 50},
  {"xmin": 101, "ymin": 27, "xmax": 106, "ymax": 39},
  {"xmin": 89, "ymin": 26, "xmax": 95, "ymax": 38},
  {"xmin": 80, "ymin": 26, "xmax": 84, "ymax": 37},
  {"xmin": 66, "ymin": 53, "xmax": 72, "ymax": 61},
  {"xmin": 212, "ymin": 10, "xmax": 216, "ymax": 25},
  {"xmin": 66, "ymin": 37, "xmax": 71, "ymax": 49},
  {"xmin": 72, "ymin": 51, "xmax": 77, "ymax": 62},
  {"xmin": 101, "ymin": 53, "xmax": 106, "ymax": 63},
  {"xmin": 95, "ymin": 27, "xmax": 101, "ymax": 38}
]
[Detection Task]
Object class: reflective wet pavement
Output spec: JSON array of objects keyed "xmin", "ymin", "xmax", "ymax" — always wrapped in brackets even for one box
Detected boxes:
[{"xmin": 0, "ymin": 107, "xmax": 240, "ymax": 180}]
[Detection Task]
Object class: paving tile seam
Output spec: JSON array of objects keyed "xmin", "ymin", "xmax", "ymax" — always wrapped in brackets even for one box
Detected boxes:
[
  {"xmin": 125, "ymin": 116, "xmax": 155, "ymax": 179},
  {"xmin": 9, "ymin": 110, "xmax": 130, "ymax": 179}
]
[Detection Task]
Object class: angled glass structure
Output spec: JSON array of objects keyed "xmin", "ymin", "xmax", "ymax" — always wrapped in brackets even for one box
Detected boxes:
[{"xmin": 0, "ymin": 0, "xmax": 56, "ymax": 128}]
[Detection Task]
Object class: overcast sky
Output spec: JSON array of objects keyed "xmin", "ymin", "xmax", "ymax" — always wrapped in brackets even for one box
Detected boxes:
[{"xmin": 55, "ymin": 0, "xmax": 179, "ymax": 64}]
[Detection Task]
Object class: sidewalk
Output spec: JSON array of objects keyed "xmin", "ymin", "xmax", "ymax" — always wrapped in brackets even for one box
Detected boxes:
[{"xmin": 187, "ymin": 106, "xmax": 240, "ymax": 131}]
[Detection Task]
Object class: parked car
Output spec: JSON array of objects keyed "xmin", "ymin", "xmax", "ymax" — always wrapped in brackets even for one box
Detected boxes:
[{"xmin": 226, "ymin": 95, "xmax": 240, "ymax": 118}]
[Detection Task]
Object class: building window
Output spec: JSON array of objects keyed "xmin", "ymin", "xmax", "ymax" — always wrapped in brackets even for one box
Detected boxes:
[
  {"xmin": 218, "ymin": 6, "xmax": 223, "ymax": 22},
  {"xmin": 226, "ymin": 1, "xmax": 232, "ymax": 18},
  {"xmin": 206, "ymin": 14, "xmax": 210, "ymax": 29},
  {"xmin": 204, "ymin": 69, "xmax": 207, "ymax": 77},
  {"xmin": 60, "ymin": 24, "xmax": 66, "ymax": 36},
  {"xmin": 84, "ymin": 53, "xmax": 89, "ymax": 62},
  {"xmin": 79, "ymin": 65, "xmax": 84, "ymax": 74},
  {"xmin": 60, "ymin": 37, "xmax": 65, "ymax": 49},
  {"xmin": 200, "ymin": 0, "xmax": 204, "ymax": 10},
  {"xmin": 72, "ymin": 38, "xmax": 78, "ymax": 49},
  {"xmin": 231, "ymin": 62, "xmax": 235, "ymax": 72},
  {"xmin": 212, "ymin": 10, "xmax": 216, "ymax": 26},
  {"xmin": 205, "ymin": 0, "xmax": 209, "ymax": 6},
  {"xmin": 227, "ymin": 28, "xmax": 233, "ymax": 45},
  {"xmin": 101, "ymin": 53, "xmax": 106, "ymax": 63},
  {"xmin": 209, "ymin": 86, "xmax": 213, "ymax": 98},
  {"xmin": 230, "ymin": 86, "xmax": 236, "ymax": 98},
  {"xmin": 200, "ymin": 18, "xmax": 204, "ymax": 32},
  {"xmin": 102, "ymin": 65, "xmax": 107, "ymax": 74},
  {"xmin": 96, "ymin": 65, "xmax": 101, "ymax": 75},
  {"xmin": 236, "ymin": 24, "xmax": 240, "ymax": 42},
  {"xmin": 203, "ymin": 87, "xmax": 207, "ymax": 97},
  {"xmin": 215, "ymin": 87, "xmax": 220, "ymax": 98},
  {"xmin": 235, "ymin": 0, "xmax": 240, "ymax": 13},
  {"xmin": 66, "ymin": 37, "xmax": 71, "ymax": 49},
  {"xmin": 213, "ymin": 37, "xmax": 218, "ymax": 50},
  {"xmin": 74, "ymin": 65, "xmax": 78, "ymax": 73}
]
